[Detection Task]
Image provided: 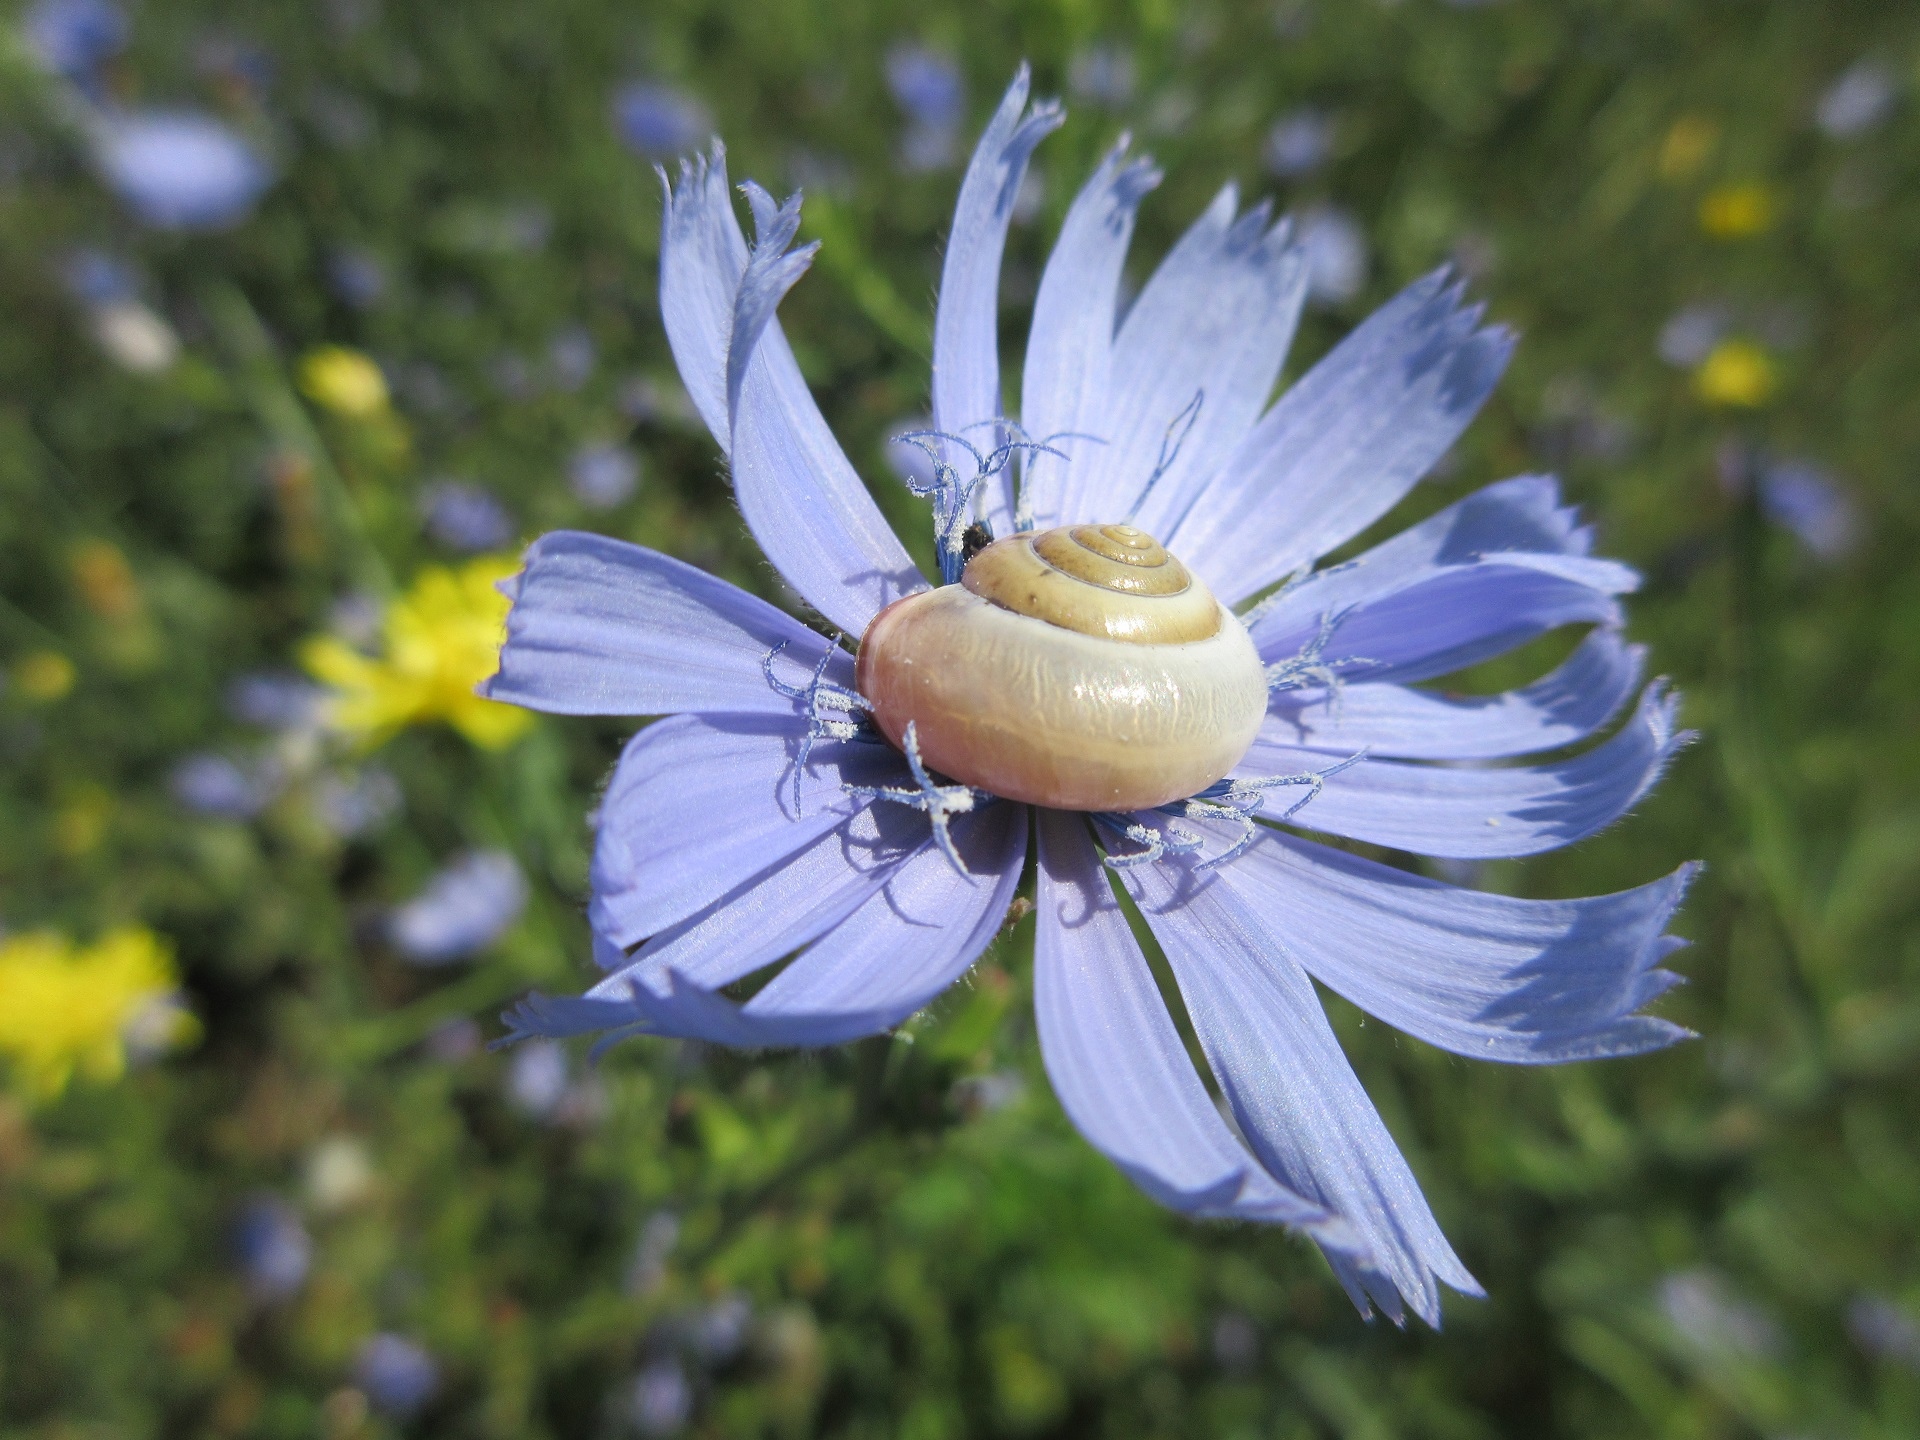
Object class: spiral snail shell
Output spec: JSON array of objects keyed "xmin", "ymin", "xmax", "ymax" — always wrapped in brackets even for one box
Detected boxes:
[{"xmin": 855, "ymin": 524, "xmax": 1268, "ymax": 812}]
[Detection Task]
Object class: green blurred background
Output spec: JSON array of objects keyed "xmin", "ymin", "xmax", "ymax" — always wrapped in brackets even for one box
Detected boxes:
[{"xmin": 2, "ymin": 0, "xmax": 1918, "ymax": 1435}]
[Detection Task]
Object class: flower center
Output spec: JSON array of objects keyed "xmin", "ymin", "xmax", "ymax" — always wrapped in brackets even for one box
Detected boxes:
[{"xmin": 854, "ymin": 524, "xmax": 1269, "ymax": 811}]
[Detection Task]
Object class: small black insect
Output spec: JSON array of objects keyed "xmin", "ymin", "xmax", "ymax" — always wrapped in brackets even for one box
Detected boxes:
[{"xmin": 960, "ymin": 521, "xmax": 994, "ymax": 565}]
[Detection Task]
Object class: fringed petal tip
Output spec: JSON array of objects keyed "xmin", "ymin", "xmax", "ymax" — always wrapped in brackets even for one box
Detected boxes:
[
  {"xmin": 655, "ymin": 138, "xmax": 728, "ymax": 199},
  {"xmin": 494, "ymin": 989, "xmax": 647, "ymax": 1051}
]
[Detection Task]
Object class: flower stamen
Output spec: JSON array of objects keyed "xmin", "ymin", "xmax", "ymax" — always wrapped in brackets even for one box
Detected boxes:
[
  {"xmin": 844, "ymin": 720, "xmax": 983, "ymax": 875},
  {"xmin": 762, "ymin": 638, "xmax": 872, "ymax": 814}
]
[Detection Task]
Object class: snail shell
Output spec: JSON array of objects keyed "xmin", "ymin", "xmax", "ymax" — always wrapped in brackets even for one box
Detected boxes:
[{"xmin": 855, "ymin": 524, "xmax": 1268, "ymax": 812}]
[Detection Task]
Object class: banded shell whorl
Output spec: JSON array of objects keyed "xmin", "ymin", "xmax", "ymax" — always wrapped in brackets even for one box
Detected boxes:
[
  {"xmin": 854, "ymin": 524, "xmax": 1269, "ymax": 813},
  {"xmin": 960, "ymin": 523, "xmax": 1220, "ymax": 644}
]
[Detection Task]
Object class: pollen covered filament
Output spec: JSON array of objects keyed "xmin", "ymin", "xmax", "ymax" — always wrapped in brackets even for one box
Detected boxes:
[{"xmin": 855, "ymin": 524, "xmax": 1269, "ymax": 812}]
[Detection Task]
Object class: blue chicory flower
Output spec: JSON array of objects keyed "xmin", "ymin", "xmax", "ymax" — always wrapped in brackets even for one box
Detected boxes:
[
  {"xmin": 1264, "ymin": 107, "xmax": 1334, "ymax": 179},
  {"xmin": 568, "ymin": 442, "xmax": 642, "ymax": 511},
  {"xmin": 1658, "ymin": 302, "xmax": 1728, "ymax": 367},
  {"xmin": 225, "ymin": 669, "xmax": 324, "ymax": 730},
  {"xmin": 548, "ymin": 324, "xmax": 597, "ymax": 391},
  {"xmin": 506, "ymin": 1038, "xmax": 569, "ymax": 1117},
  {"xmin": 170, "ymin": 751, "xmax": 279, "ymax": 818},
  {"xmin": 885, "ymin": 44, "xmax": 965, "ymax": 132},
  {"xmin": 484, "ymin": 68, "xmax": 1697, "ymax": 1329},
  {"xmin": 885, "ymin": 43, "xmax": 965, "ymax": 171},
  {"xmin": 1757, "ymin": 459, "xmax": 1860, "ymax": 561},
  {"xmin": 1294, "ymin": 203, "xmax": 1368, "ymax": 305},
  {"xmin": 1657, "ymin": 1268, "xmax": 1784, "ymax": 1361},
  {"xmin": 59, "ymin": 247, "xmax": 138, "ymax": 305},
  {"xmin": 1816, "ymin": 59, "xmax": 1898, "ymax": 140},
  {"xmin": 613, "ymin": 81, "xmax": 711, "ymax": 158},
  {"xmin": 1067, "ymin": 42, "xmax": 1136, "ymax": 109},
  {"xmin": 354, "ymin": 1333, "xmax": 439, "ymax": 1417},
  {"xmin": 420, "ymin": 479, "xmax": 515, "ymax": 552},
  {"xmin": 232, "ymin": 1195, "xmax": 312, "ymax": 1302},
  {"xmin": 22, "ymin": 0, "xmax": 126, "ymax": 87},
  {"xmin": 326, "ymin": 246, "xmax": 388, "ymax": 309},
  {"xmin": 312, "ymin": 766, "xmax": 401, "ymax": 838},
  {"xmin": 632, "ymin": 1358, "xmax": 693, "ymax": 1435},
  {"xmin": 1847, "ymin": 1293, "xmax": 1920, "ymax": 1370},
  {"xmin": 688, "ymin": 1292, "xmax": 753, "ymax": 1364},
  {"xmin": 91, "ymin": 109, "xmax": 272, "ymax": 230},
  {"xmin": 388, "ymin": 849, "xmax": 527, "ymax": 964}
]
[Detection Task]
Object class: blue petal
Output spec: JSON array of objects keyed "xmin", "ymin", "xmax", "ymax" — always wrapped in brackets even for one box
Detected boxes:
[
  {"xmin": 1120, "ymin": 854, "xmax": 1483, "ymax": 1328},
  {"xmin": 483, "ymin": 531, "xmax": 853, "ymax": 717},
  {"xmin": 1033, "ymin": 811, "xmax": 1366, "ymax": 1244},
  {"xmin": 1017, "ymin": 140, "xmax": 1160, "ymax": 532},
  {"xmin": 1316, "ymin": 474, "xmax": 1602, "ymax": 588},
  {"xmin": 605, "ymin": 802, "xmax": 922, "ymax": 994},
  {"xmin": 1241, "ymin": 682, "xmax": 1693, "ymax": 859},
  {"xmin": 727, "ymin": 185, "xmax": 927, "ymax": 635},
  {"xmin": 658, "ymin": 145, "xmax": 749, "ymax": 449},
  {"xmin": 1215, "ymin": 827, "xmax": 1696, "ymax": 1063},
  {"xmin": 1253, "ymin": 552, "xmax": 1636, "ymax": 688},
  {"xmin": 932, "ymin": 65, "xmax": 1064, "ymax": 531},
  {"xmin": 607, "ymin": 803, "xmax": 1027, "ymax": 1047},
  {"xmin": 1108, "ymin": 191, "xmax": 1307, "ymax": 535},
  {"xmin": 588, "ymin": 714, "xmax": 910, "ymax": 946},
  {"xmin": 1268, "ymin": 629, "xmax": 1645, "ymax": 760},
  {"xmin": 1170, "ymin": 270, "xmax": 1514, "ymax": 605}
]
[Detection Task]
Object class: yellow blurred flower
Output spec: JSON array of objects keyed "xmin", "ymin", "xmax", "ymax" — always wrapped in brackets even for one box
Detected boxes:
[
  {"xmin": 13, "ymin": 650, "xmax": 76, "ymax": 702},
  {"xmin": 301, "ymin": 555, "xmax": 531, "ymax": 750},
  {"xmin": 1658, "ymin": 115, "xmax": 1720, "ymax": 181},
  {"xmin": 71, "ymin": 540, "xmax": 143, "ymax": 622},
  {"xmin": 299, "ymin": 345, "xmax": 390, "ymax": 418},
  {"xmin": 1699, "ymin": 183, "xmax": 1778, "ymax": 238},
  {"xmin": 1693, "ymin": 340, "xmax": 1777, "ymax": 407},
  {"xmin": 0, "ymin": 926, "xmax": 195, "ymax": 1100}
]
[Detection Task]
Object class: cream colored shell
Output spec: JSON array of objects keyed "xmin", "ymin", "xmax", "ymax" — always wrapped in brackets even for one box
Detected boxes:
[{"xmin": 855, "ymin": 525, "xmax": 1268, "ymax": 812}]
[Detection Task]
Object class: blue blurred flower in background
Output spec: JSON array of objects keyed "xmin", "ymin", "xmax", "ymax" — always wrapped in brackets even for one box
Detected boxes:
[
  {"xmin": 506, "ymin": 1038, "xmax": 569, "ymax": 1117},
  {"xmin": 1758, "ymin": 458, "xmax": 1860, "ymax": 561},
  {"xmin": 313, "ymin": 767, "xmax": 402, "ymax": 839},
  {"xmin": 1658, "ymin": 302, "xmax": 1728, "ymax": 367},
  {"xmin": 91, "ymin": 110, "xmax": 272, "ymax": 230},
  {"xmin": 326, "ymin": 246, "xmax": 388, "ymax": 309},
  {"xmin": 388, "ymin": 849, "xmax": 527, "ymax": 964},
  {"xmin": 1294, "ymin": 203, "xmax": 1368, "ymax": 305},
  {"xmin": 225, "ymin": 670, "xmax": 324, "ymax": 731},
  {"xmin": 486, "ymin": 68, "xmax": 1697, "ymax": 1328},
  {"xmin": 23, "ymin": 0, "xmax": 125, "ymax": 89},
  {"xmin": 614, "ymin": 81, "xmax": 711, "ymax": 158},
  {"xmin": 170, "ymin": 752, "xmax": 280, "ymax": 819},
  {"xmin": 1657, "ymin": 1268, "xmax": 1784, "ymax": 1362},
  {"xmin": 632, "ymin": 1358, "xmax": 693, "ymax": 1436},
  {"xmin": 1263, "ymin": 106, "xmax": 1333, "ymax": 179},
  {"xmin": 886, "ymin": 43, "xmax": 965, "ymax": 171},
  {"xmin": 354, "ymin": 1333, "xmax": 439, "ymax": 1418},
  {"xmin": 689, "ymin": 1293, "xmax": 753, "ymax": 1363},
  {"xmin": 547, "ymin": 323, "xmax": 596, "ymax": 391},
  {"xmin": 1848, "ymin": 1294, "xmax": 1920, "ymax": 1371},
  {"xmin": 420, "ymin": 479, "xmax": 515, "ymax": 552},
  {"xmin": 1817, "ymin": 58, "xmax": 1898, "ymax": 140},
  {"xmin": 568, "ymin": 442, "xmax": 641, "ymax": 511},
  {"xmin": 232, "ymin": 1195, "xmax": 312, "ymax": 1303},
  {"xmin": 58, "ymin": 247, "xmax": 136, "ymax": 305},
  {"xmin": 1067, "ymin": 42, "xmax": 1136, "ymax": 109}
]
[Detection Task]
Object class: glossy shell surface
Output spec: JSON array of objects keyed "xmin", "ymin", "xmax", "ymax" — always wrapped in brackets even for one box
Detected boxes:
[{"xmin": 855, "ymin": 525, "xmax": 1269, "ymax": 812}]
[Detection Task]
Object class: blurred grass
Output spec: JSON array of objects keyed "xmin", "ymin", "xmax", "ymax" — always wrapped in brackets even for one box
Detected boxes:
[{"xmin": 1, "ymin": 0, "xmax": 1919, "ymax": 1437}]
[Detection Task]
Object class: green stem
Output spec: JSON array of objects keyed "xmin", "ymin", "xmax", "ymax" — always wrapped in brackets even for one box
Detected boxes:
[
  {"xmin": 803, "ymin": 196, "xmax": 928, "ymax": 357},
  {"xmin": 198, "ymin": 282, "xmax": 393, "ymax": 596}
]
